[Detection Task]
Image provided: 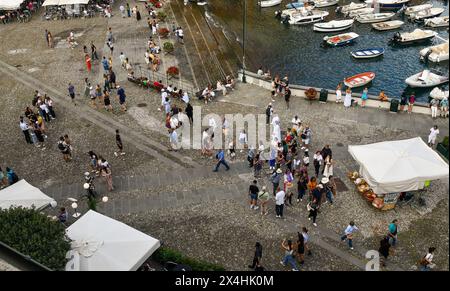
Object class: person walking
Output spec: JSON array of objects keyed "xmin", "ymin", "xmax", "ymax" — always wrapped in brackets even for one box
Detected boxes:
[
  {"xmin": 322, "ymin": 177, "xmax": 333, "ymax": 204},
  {"xmin": 361, "ymin": 87, "xmax": 369, "ymax": 107},
  {"xmin": 271, "ymin": 168, "xmax": 283, "ymax": 196},
  {"xmin": 302, "ymin": 227, "xmax": 312, "ymax": 256},
  {"xmin": 19, "ymin": 116, "xmax": 32, "ymax": 144},
  {"xmin": 47, "ymin": 31, "xmax": 54, "ymax": 48},
  {"xmin": 85, "ymin": 54, "xmax": 92, "ymax": 73},
  {"xmin": 388, "ymin": 219, "xmax": 399, "ymax": 247},
  {"xmin": 68, "ymin": 83, "xmax": 76, "ymax": 105},
  {"xmin": 408, "ymin": 92, "xmax": 415, "ymax": 114},
  {"xmin": 430, "ymin": 98, "xmax": 439, "ymax": 119},
  {"xmin": 126, "ymin": 3, "xmax": 131, "ymax": 17},
  {"xmin": 284, "ymin": 169, "xmax": 294, "ymax": 206},
  {"xmin": 91, "ymin": 41, "xmax": 99, "ymax": 61},
  {"xmin": 297, "ymin": 174, "xmax": 307, "ymax": 202},
  {"xmin": 428, "ymin": 125, "xmax": 439, "ymax": 148},
  {"xmin": 115, "ymin": 129, "xmax": 125, "ymax": 156},
  {"xmin": 185, "ymin": 103, "xmax": 193, "ymax": 124},
  {"xmin": 45, "ymin": 97, "xmax": 56, "ymax": 119},
  {"xmin": 307, "ymin": 198, "xmax": 319, "ymax": 226},
  {"xmin": 45, "ymin": 29, "xmax": 49, "ymax": 47},
  {"xmin": 275, "ymin": 188, "xmax": 285, "ymax": 218},
  {"xmin": 119, "ymin": 4, "xmax": 126, "ymax": 17},
  {"xmin": 258, "ymin": 186, "xmax": 270, "ymax": 216},
  {"xmin": 378, "ymin": 237, "xmax": 391, "ymax": 267},
  {"xmin": 103, "ymin": 90, "xmax": 113, "ymax": 112},
  {"xmin": 313, "ymin": 150, "xmax": 323, "ymax": 178},
  {"xmin": 116, "ymin": 85, "xmax": 127, "ymax": 112},
  {"xmin": 265, "ymin": 103, "xmax": 273, "ymax": 125},
  {"xmin": 100, "ymin": 160, "xmax": 114, "ymax": 192},
  {"xmin": 136, "ymin": 8, "xmax": 141, "ymax": 21},
  {"xmin": 296, "ymin": 232, "xmax": 306, "ymax": 266},
  {"xmin": 84, "ymin": 78, "xmax": 90, "ymax": 98},
  {"xmin": 419, "ymin": 247, "xmax": 436, "ymax": 271},
  {"xmin": 248, "ymin": 180, "xmax": 259, "ymax": 210},
  {"xmin": 341, "ymin": 221, "xmax": 358, "ymax": 250},
  {"xmin": 6, "ymin": 167, "xmax": 19, "ymax": 185},
  {"xmin": 213, "ymin": 149, "xmax": 230, "ymax": 172},
  {"xmin": 280, "ymin": 239, "xmax": 299, "ymax": 271},
  {"xmin": 102, "ymin": 56, "xmax": 110, "ymax": 72},
  {"xmin": 284, "ymin": 86, "xmax": 291, "ymax": 109},
  {"xmin": 248, "ymin": 242, "xmax": 263, "ymax": 270}
]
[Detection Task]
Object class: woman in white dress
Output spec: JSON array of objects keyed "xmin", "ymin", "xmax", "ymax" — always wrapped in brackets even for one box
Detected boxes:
[
  {"xmin": 323, "ymin": 156, "xmax": 334, "ymax": 178},
  {"xmin": 335, "ymin": 83, "xmax": 342, "ymax": 103},
  {"xmin": 343, "ymin": 87, "xmax": 352, "ymax": 108}
]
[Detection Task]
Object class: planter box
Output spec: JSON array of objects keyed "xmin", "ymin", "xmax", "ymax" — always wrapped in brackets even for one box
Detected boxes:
[{"xmin": 436, "ymin": 143, "xmax": 449, "ymax": 160}]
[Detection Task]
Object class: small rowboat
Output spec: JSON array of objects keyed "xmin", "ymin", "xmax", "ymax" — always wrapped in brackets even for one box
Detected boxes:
[
  {"xmin": 405, "ymin": 70, "xmax": 449, "ymax": 88},
  {"xmin": 259, "ymin": 0, "xmax": 282, "ymax": 8},
  {"xmin": 424, "ymin": 16, "xmax": 449, "ymax": 28},
  {"xmin": 409, "ymin": 8, "xmax": 445, "ymax": 21},
  {"xmin": 324, "ymin": 32, "xmax": 359, "ymax": 46},
  {"xmin": 344, "ymin": 72, "xmax": 376, "ymax": 88},
  {"xmin": 313, "ymin": 19, "xmax": 354, "ymax": 32},
  {"xmin": 404, "ymin": 4, "xmax": 433, "ymax": 16},
  {"xmin": 372, "ymin": 20, "xmax": 404, "ymax": 31},
  {"xmin": 336, "ymin": 2, "xmax": 367, "ymax": 14},
  {"xmin": 351, "ymin": 47, "xmax": 385, "ymax": 59},
  {"xmin": 314, "ymin": 0, "xmax": 338, "ymax": 8},
  {"xmin": 356, "ymin": 12, "xmax": 395, "ymax": 23}
]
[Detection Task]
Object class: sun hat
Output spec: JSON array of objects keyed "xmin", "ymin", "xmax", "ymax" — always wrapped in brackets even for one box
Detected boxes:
[
  {"xmin": 276, "ymin": 168, "xmax": 282, "ymax": 174},
  {"xmin": 321, "ymin": 177, "xmax": 329, "ymax": 184}
]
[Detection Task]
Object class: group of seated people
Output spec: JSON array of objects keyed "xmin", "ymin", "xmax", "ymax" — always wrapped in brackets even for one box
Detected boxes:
[
  {"xmin": 256, "ymin": 67, "xmax": 272, "ymax": 80},
  {"xmin": 199, "ymin": 75, "xmax": 236, "ymax": 104}
]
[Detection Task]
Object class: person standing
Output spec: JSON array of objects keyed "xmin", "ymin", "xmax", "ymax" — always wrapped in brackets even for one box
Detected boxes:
[
  {"xmin": 307, "ymin": 198, "xmax": 319, "ymax": 226},
  {"xmin": 116, "ymin": 85, "xmax": 127, "ymax": 112},
  {"xmin": 265, "ymin": 103, "xmax": 273, "ymax": 125},
  {"xmin": 302, "ymin": 227, "xmax": 312, "ymax": 256},
  {"xmin": 0, "ymin": 167, "xmax": 7, "ymax": 189},
  {"xmin": 109, "ymin": 69, "xmax": 117, "ymax": 88},
  {"xmin": 420, "ymin": 247, "xmax": 436, "ymax": 271},
  {"xmin": 275, "ymin": 188, "xmax": 285, "ymax": 218},
  {"xmin": 258, "ymin": 186, "xmax": 270, "ymax": 216},
  {"xmin": 102, "ymin": 56, "xmax": 109, "ymax": 72},
  {"xmin": 313, "ymin": 150, "xmax": 323, "ymax": 178},
  {"xmin": 378, "ymin": 237, "xmax": 391, "ymax": 267},
  {"xmin": 185, "ymin": 103, "xmax": 193, "ymax": 124},
  {"xmin": 341, "ymin": 221, "xmax": 358, "ymax": 250},
  {"xmin": 47, "ymin": 31, "xmax": 54, "ymax": 48},
  {"xmin": 430, "ymin": 98, "xmax": 439, "ymax": 119},
  {"xmin": 126, "ymin": 3, "xmax": 131, "ymax": 17},
  {"xmin": 85, "ymin": 54, "xmax": 92, "ymax": 73},
  {"xmin": 115, "ymin": 129, "xmax": 125, "ymax": 156},
  {"xmin": 322, "ymin": 156, "xmax": 334, "ymax": 178},
  {"xmin": 296, "ymin": 232, "xmax": 306, "ymax": 266},
  {"xmin": 408, "ymin": 92, "xmax": 415, "ymax": 114},
  {"xmin": 271, "ymin": 168, "xmax": 283, "ymax": 196},
  {"xmin": 388, "ymin": 219, "xmax": 399, "ymax": 247},
  {"xmin": 68, "ymin": 83, "xmax": 76, "ymax": 105},
  {"xmin": 100, "ymin": 160, "xmax": 114, "ymax": 192},
  {"xmin": 400, "ymin": 90, "xmax": 408, "ymax": 112},
  {"xmin": 344, "ymin": 87, "xmax": 352, "ymax": 108},
  {"xmin": 361, "ymin": 87, "xmax": 368, "ymax": 107},
  {"xmin": 119, "ymin": 4, "xmax": 125, "ymax": 17},
  {"xmin": 248, "ymin": 242, "xmax": 263, "ymax": 270},
  {"xmin": 91, "ymin": 41, "xmax": 99, "ymax": 61},
  {"xmin": 428, "ymin": 125, "xmax": 439, "ymax": 148},
  {"xmin": 213, "ymin": 149, "xmax": 230, "ymax": 172},
  {"xmin": 45, "ymin": 29, "xmax": 49, "ymax": 47},
  {"xmin": 136, "ymin": 8, "xmax": 141, "ymax": 21},
  {"xmin": 19, "ymin": 117, "xmax": 32, "ymax": 144},
  {"xmin": 103, "ymin": 90, "xmax": 113, "ymax": 112},
  {"xmin": 6, "ymin": 167, "xmax": 19, "ymax": 185},
  {"xmin": 168, "ymin": 129, "xmax": 179, "ymax": 152},
  {"xmin": 284, "ymin": 86, "xmax": 291, "ymax": 109},
  {"xmin": 297, "ymin": 174, "xmax": 307, "ymax": 202},
  {"xmin": 248, "ymin": 180, "xmax": 259, "ymax": 210},
  {"xmin": 335, "ymin": 83, "xmax": 342, "ymax": 103},
  {"xmin": 280, "ymin": 239, "xmax": 299, "ymax": 271},
  {"xmin": 440, "ymin": 97, "xmax": 449, "ymax": 118},
  {"xmin": 57, "ymin": 136, "xmax": 71, "ymax": 162}
]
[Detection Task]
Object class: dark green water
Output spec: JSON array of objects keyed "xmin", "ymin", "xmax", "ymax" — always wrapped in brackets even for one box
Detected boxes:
[{"xmin": 198, "ymin": 0, "xmax": 449, "ymax": 101}]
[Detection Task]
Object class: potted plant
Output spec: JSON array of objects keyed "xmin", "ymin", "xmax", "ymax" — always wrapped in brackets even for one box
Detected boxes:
[
  {"xmin": 305, "ymin": 88, "xmax": 317, "ymax": 102},
  {"xmin": 158, "ymin": 27, "xmax": 170, "ymax": 38},
  {"xmin": 157, "ymin": 11, "xmax": 167, "ymax": 22},
  {"xmin": 437, "ymin": 136, "xmax": 449, "ymax": 160},
  {"xmin": 163, "ymin": 42, "xmax": 174, "ymax": 54},
  {"xmin": 167, "ymin": 66, "xmax": 179, "ymax": 79}
]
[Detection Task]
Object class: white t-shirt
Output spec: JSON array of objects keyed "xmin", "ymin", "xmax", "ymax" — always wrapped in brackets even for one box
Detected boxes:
[
  {"xmin": 178, "ymin": 29, "xmax": 183, "ymax": 37},
  {"xmin": 429, "ymin": 128, "xmax": 439, "ymax": 140},
  {"xmin": 239, "ymin": 132, "xmax": 247, "ymax": 144},
  {"xmin": 425, "ymin": 253, "xmax": 434, "ymax": 263},
  {"xmin": 292, "ymin": 117, "xmax": 301, "ymax": 127},
  {"xmin": 182, "ymin": 92, "xmax": 189, "ymax": 104},
  {"xmin": 20, "ymin": 121, "xmax": 29, "ymax": 131},
  {"xmin": 161, "ymin": 91, "xmax": 168, "ymax": 105},
  {"xmin": 275, "ymin": 191, "xmax": 286, "ymax": 205},
  {"xmin": 313, "ymin": 153, "xmax": 323, "ymax": 165}
]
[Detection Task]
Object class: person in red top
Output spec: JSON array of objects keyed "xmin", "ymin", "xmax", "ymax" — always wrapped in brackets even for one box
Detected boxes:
[
  {"xmin": 85, "ymin": 54, "xmax": 92, "ymax": 73},
  {"xmin": 153, "ymin": 80, "xmax": 164, "ymax": 91},
  {"xmin": 408, "ymin": 92, "xmax": 415, "ymax": 114}
]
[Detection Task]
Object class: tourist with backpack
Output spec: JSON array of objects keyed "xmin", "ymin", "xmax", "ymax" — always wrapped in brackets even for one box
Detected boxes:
[{"xmin": 6, "ymin": 167, "xmax": 19, "ymax": 185}]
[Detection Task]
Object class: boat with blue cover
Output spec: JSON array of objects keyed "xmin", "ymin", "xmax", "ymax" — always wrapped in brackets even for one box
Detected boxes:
[{"xmin": 351, "ymin": 47, "xmax": 385, "ymax": 59}]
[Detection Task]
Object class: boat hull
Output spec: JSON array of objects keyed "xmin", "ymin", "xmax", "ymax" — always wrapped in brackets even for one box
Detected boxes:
[
  {"xmin": 344, "ymin": 72, "xmax": 376, "ymax": 88},
  {"xmin": 371, "ymin": 21, "xmax": 404, "ymax": 31},
  {"xmin": 351, "ymin": 48, "xmax": 385, "ymax": 58}
]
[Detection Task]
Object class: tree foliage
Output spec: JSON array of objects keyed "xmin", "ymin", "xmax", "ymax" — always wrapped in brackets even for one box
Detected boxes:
[{"xmin": 0, "ymin": 207, "xmax": 71, "ymax": 270}]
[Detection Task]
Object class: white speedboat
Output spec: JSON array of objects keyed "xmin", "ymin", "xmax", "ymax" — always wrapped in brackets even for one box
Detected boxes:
[
  {"xmin": 391, "ymin": 29, "xmax": 437, "ymax": 45},
  {"xmin": 313, "ymin": 19, "xmax": 354, "ymax": 32},
  {"xmin": 372, "ymin": 20, "xmax": 404, "ymax": 31},
  {"xmin": 356, "ymin": 12, "xmax": 395, "ymax": 23},
  {"xmin": 420, "ymin": 42, "xmax": 449, "ymax": 63},
  {"xmin": 409, "ymin": 8, "xmax": 445, "ymax": 21},
  {"xmin": 288, "ymin": 9, "xmax": 329, "ymax": 25},
  {"xmin": 314, "ymin": 0, "xmax": 338, "ymax": 8},
  {"xmin": 405, "ymin": 70, "xmax": 449, "ymax": 88},
  {"xmin": 404, "ymin": 3, "xmax": 433, "ymax": 16},
  {"xmin": 365, "ymin": 0, "xmax": 410, "ymax": 10},
  {"xmin": 259, "ymin": 0, "xmax": 282, "ymax": 8},
  {"xmin": 424, "ymin": 16, "xmax": 449, "ymax": 28},
  {"xmin": 280, "ymin": 5, "xmax": 314, "ymax": 18},
  {"xmin": 345, "ymin": 7, "xmax": 374, "ymax": 18},
  {"xmin": 336, "ymin": 2, "xmax": 367, "ymax": 14},
  {"xmin": 430, "ymin": 87, "xmax": 449, "ymax": 100}
]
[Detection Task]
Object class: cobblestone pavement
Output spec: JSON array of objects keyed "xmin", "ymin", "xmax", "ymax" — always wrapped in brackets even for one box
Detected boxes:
[{"xmin": 0, "ymin": 1, "xmax": 448, "ymax": 271}]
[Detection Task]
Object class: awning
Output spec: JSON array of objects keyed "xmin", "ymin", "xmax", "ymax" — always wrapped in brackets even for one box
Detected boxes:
[
  {"xmin": 42, "ymin": 0, "xmax": 89, "ymax": 6},
  {"xmin": 0, "ymin": 0, "xmax": 25, "ymax": 10},
  {"xmin": 348, "ymin": 137, "xmax": 449, "ymax": 193},
  {"xmin": 65, "ymin": 210, "xmax": 160, "ymax": 271},
  {"xmin": 0, "ymin": 180, "xmax": 56, "ymax": 210}
]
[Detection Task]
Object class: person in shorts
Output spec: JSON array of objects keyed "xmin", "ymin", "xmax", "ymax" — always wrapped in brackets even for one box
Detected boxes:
[
  {"xmin": 115, "ymin": 129, "xmax": 125, "ymax": 156},
  {"xmin": 249, "ymin": 180, "xmax": 259, "ymax": 210}
]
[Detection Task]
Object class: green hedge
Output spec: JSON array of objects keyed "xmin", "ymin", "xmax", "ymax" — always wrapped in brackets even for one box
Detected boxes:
[
  {"xmin": 0, "ymin": 207, "xmax": 71, "ymax": 270},
  {"xmin": 442, "ymin": 136, "xmax": 449, "ymax": 148},
  {"xmin": 152, "ymin": 247, "xmax": 225, "ymax": 271}
]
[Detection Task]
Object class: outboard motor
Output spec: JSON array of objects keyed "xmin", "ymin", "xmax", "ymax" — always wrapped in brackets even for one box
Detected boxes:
[
  {"xmin": 275, "ymin": 10, "xmax": 282, "ymax": 19},
  {"xmin": 420, "ymin": 49, "xmax": 432, "ymax": 63},
  {"xmin": 281, "ymin": 14, "xmax": 290, "ymax": 25}
]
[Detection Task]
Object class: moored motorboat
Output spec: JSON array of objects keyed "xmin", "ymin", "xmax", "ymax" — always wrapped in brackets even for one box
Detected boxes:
[
  {"xmin": 430, "ymin": 87, "xmax": 449, "ymax": 100},
  {"xmin": 391, "ymin": 29, "xmax": 437, "ymax": 45},
  {"xmin": 324, "ymin": 32, "xmax": 359, "ymax": 46},
  {"xmin": 313, "ymin": 19, "xmax": 354, "ymax": 32},
  {"xmin": 345, "ymin": 7, "xmax": 374, "ymax": 18},
  {"xmin": 404, "ymin": 3, "xmax": 433, "ymax": 16},
  {"xmin": 372, "ymin": 20, "xmax": 404, "ymax": 31},
  {"xmin": 420, "ymin": 42, "xmax": 449, "ymax": 63},
  {"xmin": 405, "ymin": 70, "xmax": 449, "ymax": 88},
  {"xmin": 287, "ymin": 9, "xmax": 329, "ymax": 25},
  {"xmin": 314, "ymin": 0, "xmax": 338, "ymax": 8},
  {"xmin": 285, "ymin": 0, "xmax": 314, "ymax": 9},
  {"xmin": 424, "ymin": 16, "xmax": 449, "ymax": 28},
  {"xmin": 258, "ymin": 0, "xmax": 282, "ymax": 8},
  {"xmin": 356, "ymin": 12, "xmax": 396, "ymax": 23},
  {"xmin": 365, "ymin": 0, "xmax": 410, "ymax": 10},
  {"xmin": 409, "ymin": 7, "xmax": 445, "ymax": 21},
  {"xmin": 336, "ymin": 2, "xmax": 367, "ymax": 14},
  {"xmin": 351, "ymin": 47, "xmax": 385, "ymax": 59},
  {"xmin": 344, "ymin": 72, "xmax": 376, "ymax": 88}
]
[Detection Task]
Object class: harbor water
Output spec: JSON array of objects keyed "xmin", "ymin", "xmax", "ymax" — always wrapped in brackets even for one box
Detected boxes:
[{"xmin": 195, "ymin": 0, "xmax": 449, "ymax": 101}]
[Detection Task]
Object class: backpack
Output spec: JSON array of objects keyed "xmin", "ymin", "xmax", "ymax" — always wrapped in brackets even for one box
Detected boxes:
[
  {"xmin": 11, "ymin": 172, "xmax": 19, "ymax": 183},
  {"xmin": 58, "ymin": 142, "xmax": 66, "ymax": 152}
]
